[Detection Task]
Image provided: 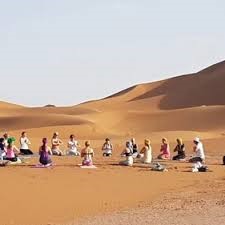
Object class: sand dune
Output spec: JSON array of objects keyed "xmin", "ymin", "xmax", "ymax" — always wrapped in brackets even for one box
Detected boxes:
[
  {"xmin": 1, "ymin": 61, "xmax": 225, "ymax": 147},
  {"xmin": 81, "ymin": 60, "xmax": 225, "ymax": 111},
  {"xmin": 0, "ymin": 60, "xmax": 225, "ymax": 225},
  {"xmin": 0, "ymin": 101, "xmax": 24, "ymax": 109},
  {"xmin": 1, "ymin": 60, "xmax": 224, "ymax": 136}
]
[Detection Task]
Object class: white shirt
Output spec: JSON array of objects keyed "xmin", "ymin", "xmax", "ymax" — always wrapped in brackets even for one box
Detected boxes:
[
  {"xmin": 0, "ymin": 148, "xmax": 6, "ymax": 157},
  {"xmin": 68, "ymin": 140, "xmax": 78, "ymax": 152},
  {"xmin": 20, "ymin": 137, "xmax": 30, "ymax": 149},
  {"xmin": 195, "ymin": 142, "xmax": 205, "ymax": 159},
  {"xmin": 102, "ymin": 143, "xmax": 113, "ymax": 154},
  {"xmin": 144, "ymin": 146, "xmax": 152, "ymax": 164},
  {"xmin": 3, "ymin": 139, "xmax": 8, "ymax": 148}
]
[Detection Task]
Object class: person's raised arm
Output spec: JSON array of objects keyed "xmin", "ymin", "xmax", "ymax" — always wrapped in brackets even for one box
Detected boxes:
[
  {"xmin": 52, "ymin": 139, "xmax": 59, "ymax": 146},
  {"xmin": 67, "ymin": 141, "xmax": 71, "ymax": 149},
  {"xmin": 193, "ymin": 145, "xmax": 197, "ymax": 152},
  {"xmin": 166, "ymin": 144, "xmax": 170, "ymax": 154},
  {"xmin": 13, "ymin": 146, "xmax": 20, "ymax": 154},
  {"xmin": 140, "ymin": 146, "xmax": 146, "ymax": 154},
  {"xmin": 39, "ymin": 147, "xmax": 42, "ymax": 155},
  {"xmin": 20, "ymin": 137, "xmax": 23, "ymax": 146},
  {"xmin": 120, "ymin": 148, "xmax": 126, "ymax": 156},
  {"xmin": 81, "ymin": 149, "xmax": 85, "ymax": 158},
  {"xmin": 174, "ymin": 145, "xmax": 178, "ymax": 152},
  {"xmin": 27, "ymin": 138, "xmax": 31, "ymax": 145}
]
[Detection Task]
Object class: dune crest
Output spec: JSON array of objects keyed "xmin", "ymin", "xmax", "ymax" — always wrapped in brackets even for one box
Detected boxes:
[{"xmin": 0, "ymin": 60, "xmax": 224, "ymax": 138}]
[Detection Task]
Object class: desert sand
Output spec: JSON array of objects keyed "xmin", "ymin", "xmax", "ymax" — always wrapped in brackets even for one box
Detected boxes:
[{"xmin": 0, "ymin": 61, "xmax": 225, "ymax": 225}]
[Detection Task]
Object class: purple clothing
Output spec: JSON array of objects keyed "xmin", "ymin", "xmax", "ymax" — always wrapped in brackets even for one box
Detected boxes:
[{"xmin": 39, "ymin": 148, "xmax": 52, "ymax": 165}]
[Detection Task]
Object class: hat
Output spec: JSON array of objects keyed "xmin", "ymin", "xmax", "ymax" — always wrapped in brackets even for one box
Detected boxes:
[{"xmin": 194, "ymin": 137, "xmax": 200, "ymax": 143}]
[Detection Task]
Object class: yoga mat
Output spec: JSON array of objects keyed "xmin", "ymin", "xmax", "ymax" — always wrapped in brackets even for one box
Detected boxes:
[
  {"xmin": 31, "ymin": 164, "xmax": 53, "ymax": 169},
  {"xmin": 80, "ymin": 165, "xmax": 97, "ymax": 169}
]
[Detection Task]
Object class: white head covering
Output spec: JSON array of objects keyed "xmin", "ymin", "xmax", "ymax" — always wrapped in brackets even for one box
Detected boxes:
[
  {"xmin": 194, "ymin": 137, "xmax": 200, "ymax": 143},
  {"xmin": 126, "ymin": 141, "xmax": 132, "ymax": 148}
]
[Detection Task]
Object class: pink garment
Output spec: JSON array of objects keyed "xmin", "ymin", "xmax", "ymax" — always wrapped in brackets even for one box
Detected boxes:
[
  {"xmin": 6, "ymin": 147, "xmax": 16, "ymax": 158},
  {"xmin": 82, "ymin": 159, "xmax": 93, "ymax": 166},
  {"xmin": 160, "ymin": 144, "xmax": 170, "ymax": 157}
]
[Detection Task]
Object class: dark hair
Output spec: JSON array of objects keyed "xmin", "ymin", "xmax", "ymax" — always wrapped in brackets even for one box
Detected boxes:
[
  {"xmin": 8, "ymin": 142, "xmax": 13, "ymax": 148},
  {"xmin": 105, "ymin": 138, "xmax": 110, "ymax": 142},
  {"xmin": 0, "ymin": 138, "xmax": 4, "ymax": 143},
  {"xmin": 70, "ymin": 134, "xmax": 74, "ymax": 139},
  {"xmin": 22, "ymin": 131, "xmax": 26, "ymax": 136},
  {"xmin": 41, "ymin": 138, "xmax": 48, "ymax": 151}
]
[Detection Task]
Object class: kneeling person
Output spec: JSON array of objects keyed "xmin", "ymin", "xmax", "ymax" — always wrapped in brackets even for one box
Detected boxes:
[
  {"xmin": 189, "ymin": 138, "xmax": 205, "ymax": 163},
  {"xmin": 20, "ymin": 131, "xmax": 33, "ymax": 155},
  {"xmin": 51, "ymin": 132, "xmax": 64, "ymax": 156},
  {"xmin": 173, "ymin": 138, "xmax": 186, "ymax": 160},
  {"xmin": 81, "ymin": 141, "xmax": 94, "ymax": 166},
  {"xmin": 5, "ymin": 137, "xmax": 22, "ymax": 163},
  {"xmin": 139, "ymin": 139, "xmax": 152, "ymax": 164},
  {"xmin": 39, "ymin": 138, "xmax": 52, "ymax": 166},
  {"xmin": 119, "ymin": 141, "xmax": 133, "ymax": 166},
  {"xmin": 67, "ymin": 134, "xmax": 80, "ymax": 156},
  {"xmin": 102, "ymin": 138, "xmax": 113, "ymax": 157}
]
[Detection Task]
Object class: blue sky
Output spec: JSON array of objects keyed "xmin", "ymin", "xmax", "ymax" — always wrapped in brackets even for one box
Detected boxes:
[{"xmin": 0, "ymin": 0, "xmax": 224, "ymax": 106}]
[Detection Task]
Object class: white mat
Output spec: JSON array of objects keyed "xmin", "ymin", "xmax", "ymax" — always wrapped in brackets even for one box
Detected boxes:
[{"xmin": 80, "ymin": 165, "xmax": 97, "ymax": 169}]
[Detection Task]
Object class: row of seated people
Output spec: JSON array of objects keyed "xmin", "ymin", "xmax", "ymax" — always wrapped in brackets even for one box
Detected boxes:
[{"xmin": 0, "ymin": 131, "xmax": 209, "ymax": 167}]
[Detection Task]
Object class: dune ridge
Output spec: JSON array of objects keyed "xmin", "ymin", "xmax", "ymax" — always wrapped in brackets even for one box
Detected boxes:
[{"xmin": 0, "ymin": 60, "xmax": 225, "ymax": 138}]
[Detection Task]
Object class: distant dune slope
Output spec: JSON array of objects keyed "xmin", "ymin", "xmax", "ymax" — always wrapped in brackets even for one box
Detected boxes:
[
  {"xmin": 0, "ymin": 60, "xmax": 225, "ymax": 137},
  {"xmin": 80, "ymin": 60, "xmax": 225, "ymax": 111},
  {"xmin": 0, "ymin": 101, "xmax": 24, "ymax": 109},
  {"xmin": 0, "ymin": 113, "xmax": 93, "ymax": 131}
]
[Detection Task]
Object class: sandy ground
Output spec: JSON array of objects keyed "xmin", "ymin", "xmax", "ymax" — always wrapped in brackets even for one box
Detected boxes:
[
  {"xmin": 0, "ymin": 146, "xmax": 224, "ymax": 225},
  {"xmin": 74, "ymin": 178, "xmax": 225, "ymax": 225}
]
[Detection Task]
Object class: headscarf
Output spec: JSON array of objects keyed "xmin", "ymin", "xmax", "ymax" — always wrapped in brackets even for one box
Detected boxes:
[
  {"xmin": 7, "ymin": 137, "xmax": 16, "ymax": 144},
  {"xmin": 126, "ymin": 141, "xmax": 132, "ymax": 148},
  {"xmin": 194, "ymin": 137, "xmax": 200, "ymax": 143}
]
